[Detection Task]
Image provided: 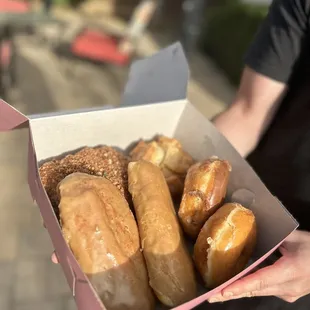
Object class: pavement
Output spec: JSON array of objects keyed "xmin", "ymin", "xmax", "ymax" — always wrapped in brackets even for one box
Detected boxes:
[{"xmin": 0, "ymin": 3, "xmax": 235, "ymax": 310}]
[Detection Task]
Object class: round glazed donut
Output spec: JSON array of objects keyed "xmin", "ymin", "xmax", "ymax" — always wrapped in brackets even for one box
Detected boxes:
[{"xmin": 193, "ymin": 202, "xmax": 257, "ymax": 288}]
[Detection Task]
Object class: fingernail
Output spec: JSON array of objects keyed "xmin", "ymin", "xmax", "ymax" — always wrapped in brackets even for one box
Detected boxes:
[
  {"xmin": 209, "ymin": 298, "xmax": 220, "ymax": 303},
  {"xmin": 223, "ymin": 292, "xmax": 234, "ymax": 298}
]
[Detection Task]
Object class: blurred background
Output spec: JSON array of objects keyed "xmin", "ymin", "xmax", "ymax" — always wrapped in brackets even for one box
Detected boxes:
[{"xmin": 0, "ymin": 0, "xmax": 270, "ymax": 309}]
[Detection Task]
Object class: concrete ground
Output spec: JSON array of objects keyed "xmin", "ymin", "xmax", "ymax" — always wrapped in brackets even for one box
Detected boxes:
[{"xmin": 0, "ymin": 5, "xmax": 235, "ymax": 310}]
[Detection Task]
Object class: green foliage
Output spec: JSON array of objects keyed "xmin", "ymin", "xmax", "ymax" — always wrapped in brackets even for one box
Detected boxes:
[
  {"xmin": 199, "ymin": 1, "xmax": 268, "ymax": 85},
  {"xmin": 53, "ymin": 0, "xmax": 85, "ymax": 8},
  {"xmin": 53, "ymin": 0, "xmax": 70, "ymax": 6}
]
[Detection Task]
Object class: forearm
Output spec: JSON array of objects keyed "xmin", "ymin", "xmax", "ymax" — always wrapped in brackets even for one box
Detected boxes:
[
  {"xmin": 213, "ymin": 0, "xmax": 308, "ymax": 157},
  {"xmin": 213, "ymin": 103, "xmax": 261, "ymax": 158},
  {"xmin": 212, "ymin": 67, "xmax": 286, "ymax": 158}
]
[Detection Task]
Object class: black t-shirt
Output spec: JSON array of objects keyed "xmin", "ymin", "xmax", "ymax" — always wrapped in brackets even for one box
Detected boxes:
[
  {"xmin": 245, "ymin": 0, "xmax": 310, "ymax": 230},
  {"xmin": 197, "ymin": 3, "xmax": 310, "ymax": 309}
]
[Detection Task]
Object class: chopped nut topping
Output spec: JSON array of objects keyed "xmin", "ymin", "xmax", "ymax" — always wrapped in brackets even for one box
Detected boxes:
[{"xmin": 39, "ymin": 146, "xmax": 129, "ymax": 217}]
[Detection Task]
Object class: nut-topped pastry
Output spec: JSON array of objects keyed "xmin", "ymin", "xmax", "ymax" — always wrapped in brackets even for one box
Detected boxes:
[
  {"xmin": 39, "ymin": 146, "xmax": 129, "ymax": 216},
  {"xmin": 130, "ymin": 136, "xmax": 194, "ymax": 197}
]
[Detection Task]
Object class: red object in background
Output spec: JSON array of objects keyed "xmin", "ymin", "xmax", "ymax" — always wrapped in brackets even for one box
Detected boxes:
[
  {"xmin": 0, "ymin": 0, "xmax": 30, "ymax": 67},
  {"xmin": 1, "ymin": 41, "xmax": 11, "ymax": 66},
  {"xmin": 0, "ymin": 0, "xmax": 30, "ymax": 12},
  {"xmin": 71, "ymin": 29, "xmax": 130, "ymax": 66}
]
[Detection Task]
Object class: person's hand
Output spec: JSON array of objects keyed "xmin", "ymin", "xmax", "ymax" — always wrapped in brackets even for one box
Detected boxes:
[
  {"xmin": 43, "ymin": 221, "xmax": 59, "ymax": 264},
  {"xmin": 208, "ymin": 230, "xmax": 310, "ymax": 304},
  {"xmin": 51, "ymin": 252, "xmax": 59, "ymax": 264}
]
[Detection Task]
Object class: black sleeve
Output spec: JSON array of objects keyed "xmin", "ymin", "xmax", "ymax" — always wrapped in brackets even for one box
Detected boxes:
[{"xmin": 245, "ymin": 0, "xmax": 310, "ymax": 83}]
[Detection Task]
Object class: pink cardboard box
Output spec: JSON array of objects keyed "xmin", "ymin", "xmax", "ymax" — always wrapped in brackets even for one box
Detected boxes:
[{"xmin": 0, "ymin": 43, "xmax": 298, "ymax": 310}]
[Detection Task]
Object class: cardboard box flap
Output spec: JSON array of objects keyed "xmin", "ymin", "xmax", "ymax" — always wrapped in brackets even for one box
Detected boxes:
[
  {"xmin": 122, "ymin": 42, "xmax": 189, "ymax": 107},
  {"xmin": 28, "ymin": 105, "xmax": 115, "ymax": 120},
  {"xmin": 0, "ymin": 99, "xmax": 29, "ymax": 131},
  {"xmin": 0, "ymin": 100, "xmax": 38, "ymax": 207}
]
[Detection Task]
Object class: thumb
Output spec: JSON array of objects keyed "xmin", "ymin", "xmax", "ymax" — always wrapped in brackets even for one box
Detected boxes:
[
  {"xmin": 221, "ymin": 257, "xmax": 293, "ymax": 297},
  {"xmin": 51, "ymin": 252, "xmax": 59, "ymax": 264}
]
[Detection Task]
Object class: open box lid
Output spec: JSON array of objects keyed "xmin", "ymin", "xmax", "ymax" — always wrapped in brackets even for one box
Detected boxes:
[
  {"xmin": 0, "ymin": 42, "xmax": 299, "ymax": 310},
  {"xmin": 122, "ymin": 42, "xmax": 189, "ymax": 106}
]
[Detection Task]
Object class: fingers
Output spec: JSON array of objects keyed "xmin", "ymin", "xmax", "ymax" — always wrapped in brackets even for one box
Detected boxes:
[
  {"xmin": 208, "ymin": 258, "xmax": 297, "ymax": 303},
  {"xmin": 42, "ymin": 220, "xmax": 58, "ymax": 265},
  {"xmin": 51, "ymin": 252, "xmax": 59, "ymax": 264},
  {"xmin": 44, "ymin": 225, "xmax": 59, "ymax": 264},
  {"xmin": 209, "ymin": 276, "xmax": 306, "ymax": 303},
  {"xmin": 277, "ymin": 284, "xmax": 310, "ymax": 304},
  {"xmin": 43, "ymin": 223, "xmax": 58, "ymax": 265},
  {"xmin": 220, "ymin": 259, "xmax": 288, "ymax": 296},
  {"xmin": 277, "ymin": 296, "xmax": 299, "ymax": 303},
  {"xmin": 208, "ymin": 286, "xmax": 281, "ymax": 303},
  {"xmin": 209, "ymin": 290, "xmax": 301, "ymax": 304},
  {"xmin": 208, "ymin": 283, "xmax": 290, "ymax": 303},
  {"xmin": 44, "ymin": 222, "xmax": 59, "ymax": 265},
  {"xmin": 251, "ymin": 278, "xmax": 310, "ymax": 302}
]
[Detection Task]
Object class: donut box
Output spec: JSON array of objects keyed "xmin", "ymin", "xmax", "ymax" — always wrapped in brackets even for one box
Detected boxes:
[{"xmin": 0, "ymin": 43, "xmax": 298, "ymax": 310}]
